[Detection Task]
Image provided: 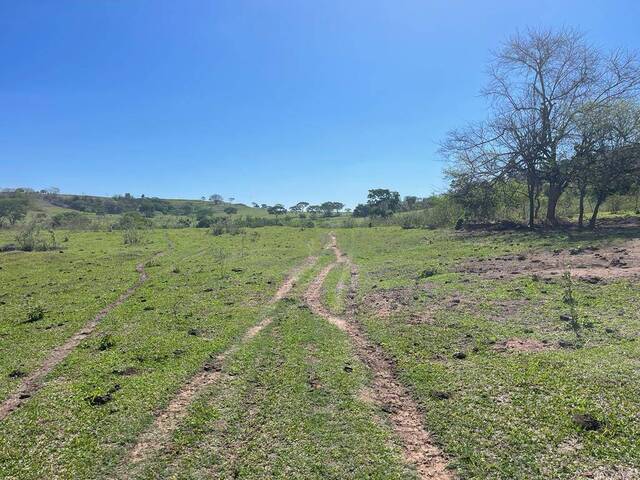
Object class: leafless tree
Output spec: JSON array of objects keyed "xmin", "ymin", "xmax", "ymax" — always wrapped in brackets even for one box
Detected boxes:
[{"xmin": 443, "ymin": 27, "xmax": 640, "ymax": 227}]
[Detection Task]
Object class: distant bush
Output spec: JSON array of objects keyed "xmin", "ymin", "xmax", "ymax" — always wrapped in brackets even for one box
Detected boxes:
[
  {"xmin": 176, "ymin": 217, "xmax": 191, "ymax": 228},
  {"xmin": 123, "ymin": 227, "xmax": 145, "ymax": 245},
  {"xmin": 14, "ymin": 222, "xmax": 59, "ymax": 251},
  {"xmin": 117, "ymin": 212, "xmax": 152, "ymax": 230},
  {"xmin": 51, "ymin": 211, "xmax": 92, "ymax": 230},
  {"xmin": 210, "ymin": 217, "xmax": 244, "ymax": 236}
]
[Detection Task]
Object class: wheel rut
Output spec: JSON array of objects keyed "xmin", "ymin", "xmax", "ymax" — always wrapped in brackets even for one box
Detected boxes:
[
  {"xmin": 0, "ymin": 250, "xmax": 166, "ymax": 421},
  {"xmin": 304, "ymin": 234, "xmax": 454, "ymax": 480},
  {"xmin": 120, "ymin": 254, "xmax": 318, "ymax": 474}
]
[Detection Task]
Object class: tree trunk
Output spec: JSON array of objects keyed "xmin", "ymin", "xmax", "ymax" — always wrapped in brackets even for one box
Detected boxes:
[
  {"xmin": 528, "ymin": 193, "xmax": 535, "ymax": 228},
  {"xmin": 577, "ymin": 187, "xmax": 586, "ymax": 229},
  {"xmin": 526, "ymin": 170, "xmax": 538, "ymax": 229},
  {"xmin": 588, "ymin": 196, "xmax": 604, "ymax": 229},
  {"xmin": 546, "ymin": 182, "xmax": 563, "ymax": 225},
  {"xmin": 526, "ymin": 181, "xmax": 535, "ymax": 229}
]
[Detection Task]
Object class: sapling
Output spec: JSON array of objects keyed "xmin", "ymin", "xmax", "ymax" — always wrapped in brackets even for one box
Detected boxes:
[{"xmin": 562, "ymin": 271, "xmax": 582, "ymax": 345}]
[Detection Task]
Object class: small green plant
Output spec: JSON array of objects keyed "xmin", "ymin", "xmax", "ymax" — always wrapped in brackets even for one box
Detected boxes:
[
  {"xmin": 25, "ymin": 304, "xmax": 45, "ymax": 323},
  {"xmin": 562, "ymin": 271, "xmax": 582, "ymax": 344},
  {"xmin": 213, "ymin": 248, "xmax": 228, "ymax": 280},
  {"xmin": 98, "ymin": 334, "xmax": 115, "ymax": 351}
]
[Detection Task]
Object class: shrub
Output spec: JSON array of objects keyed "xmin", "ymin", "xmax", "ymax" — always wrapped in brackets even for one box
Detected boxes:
[
  {"xmin": 51, "ymin": 211, "xmax": 92, "ymax": 230},
  {"xmin": 117, "ymin": 212, "xmax": 152, "ymax": 230},
  {"xmin": 15, "ymin": 222, "xmax": 58, "ymax": 251},
  {"xmin": 210, "ymin": 217, "xmax": 244, "ymax": 236},
  {"xmin": 123, "ymin": 227, "xmax": 144, "ymax": 245}
]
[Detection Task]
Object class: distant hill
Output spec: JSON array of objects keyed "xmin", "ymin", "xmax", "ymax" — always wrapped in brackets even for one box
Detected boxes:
[
  {"xmin": 0, "ymin": 189, "xmax": 271, "ymax": 224},
  {"xmin": 6, "ymin": 190, "xmax": 263, "ymax": 214}
]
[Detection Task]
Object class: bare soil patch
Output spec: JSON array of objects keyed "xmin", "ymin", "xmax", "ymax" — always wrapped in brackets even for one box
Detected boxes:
[
  {"xmin": 492, "ymin": 338, "xmax": 550, "ymax": 353},
  {"xmin": 576, "ymin": 465, "xmax": 640, "ymax": 480},
  {"xmin": 363, "ymin": 287, "xmax": 415, "ymax": 318},
  {"xmin": 460, "ymin": 239, "xmax": 640, "ymax": 283},
  {"xmin": 0, "ymin": 251, "xmax": 165, "ymax": 421},
  {"xmin": 305, "ymin": 234, "xmax": 453, "ymax": 480}
]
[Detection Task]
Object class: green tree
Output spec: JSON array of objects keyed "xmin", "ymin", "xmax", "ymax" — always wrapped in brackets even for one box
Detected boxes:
[
  {"xmin": 209, "ymin": 194, "xmax": 223, "ymax": 204},
  {"xmin": 366, "ymin": 189, "xmax": 400, "ymax": 217},
  {"xmin": 0, "ymin": 197, "xmax": 28, "ymax": 226},
  {"xmin": 290, "ymin": 201, "xmax": 309, "ymax": 213},
  {"xmin": 267, "ymin": 204, "xmax": 287, "ymax": 217},
  {"xmin": 320, "ymin": 201, "xmax": 344, "ymax": 217}
]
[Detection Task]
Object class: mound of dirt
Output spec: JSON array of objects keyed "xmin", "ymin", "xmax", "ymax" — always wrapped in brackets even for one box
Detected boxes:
[{"xmin": 460, "ymin": 239, "xmax": 640, "ymax": 282}]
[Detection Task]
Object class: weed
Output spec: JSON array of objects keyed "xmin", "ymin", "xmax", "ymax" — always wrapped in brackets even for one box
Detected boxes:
[
  {"xmin": 562, "ymin": 271, "xmax": 582, "ymax": 343},
  {"xmin": 25, "ymin": 304, "xmax": 45, "ymax": 323},
  {"xmin": 98, "ymin": 334, "xmax": 115, "ymax": 351}
]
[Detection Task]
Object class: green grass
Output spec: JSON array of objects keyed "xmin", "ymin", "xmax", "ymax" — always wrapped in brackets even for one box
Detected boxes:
[
  {"xmin": 336, "ymin": 226, "xmax": 640, "ymax": 479},
  {"xmin": 0, "ymin": 227, "xmax": 324, "ymax": 478},
  {"xmin": 1, "ymin": 224, "xmax": 639, "ymax": 478},
  {"xmin": 127, "ymin": 301, "xmax": 414, "ymax": 479}
]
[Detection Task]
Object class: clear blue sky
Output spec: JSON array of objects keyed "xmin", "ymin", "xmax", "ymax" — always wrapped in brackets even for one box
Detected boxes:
[{"xmin": 2, "ymin": 1, "xmax": 639, "ymax": 207}]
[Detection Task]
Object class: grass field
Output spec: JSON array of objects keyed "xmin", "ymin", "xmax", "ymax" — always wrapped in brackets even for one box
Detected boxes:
[{"xmin": 1, "ymin": 224, "xmax": 639, "ymax": 479}]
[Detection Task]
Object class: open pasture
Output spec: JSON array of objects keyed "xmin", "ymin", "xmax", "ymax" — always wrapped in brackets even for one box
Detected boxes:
[{"xmin": 1, "ymin": 225, "xmax": 639, "ymax": 479}]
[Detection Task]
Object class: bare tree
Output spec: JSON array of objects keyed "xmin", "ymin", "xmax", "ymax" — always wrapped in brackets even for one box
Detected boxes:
[
  {"xmin": 489, "ymin": 28, "xmax": 640, "ymax": 224},
  {"xmin": 444, "ymin": 28, "xmax": 640, "ymax": 227}
]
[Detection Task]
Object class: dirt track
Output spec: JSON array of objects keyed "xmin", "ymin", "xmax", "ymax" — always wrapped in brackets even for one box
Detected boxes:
[
  {"xmin": 304, "ymin": 234, "xmax": 454, "ymax": 480},
  {"xmin": 121, "ymin": 254, "xmax": 318, "ymax": 473},
  {"xmin": 0, "ymin": 251, "xmax": 165, "ymax": 422}
]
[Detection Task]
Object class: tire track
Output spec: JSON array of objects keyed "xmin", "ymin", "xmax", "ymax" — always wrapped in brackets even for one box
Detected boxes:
[
  {"xmin": 304, "ymin": 234, "xmax": 454, "ymax": 480},
  {"xmin": 0, "ymin": 250, "xmax": 165, "ymax": 421},
  {"xmin": 120, "ymin": 254, "xmax": 318, "ymax": 474}
]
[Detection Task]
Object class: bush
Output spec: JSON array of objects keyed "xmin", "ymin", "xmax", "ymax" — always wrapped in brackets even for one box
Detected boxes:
[
  {"xmin": 15, "ymin": 222, "xmax": 58, "ymax": 251},
  {"xmin": 123, "ymin": 227, "xmax": 144, "ymax": 245},
  {"xmin": 117, "ymin": 212, "xmax": 152, "ymax": 230},
  {"xmin": 51, "ymin": 211, "xmax": 92, "ymax": 230},
  {"xmin": 210, "ymin": 218, "xmax": 243, "ymax": 236}
]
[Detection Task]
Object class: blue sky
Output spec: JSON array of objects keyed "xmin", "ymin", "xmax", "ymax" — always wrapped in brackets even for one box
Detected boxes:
[{"xmin": 2, "ymin": 1, "xmax": 639, "ymax": 207}]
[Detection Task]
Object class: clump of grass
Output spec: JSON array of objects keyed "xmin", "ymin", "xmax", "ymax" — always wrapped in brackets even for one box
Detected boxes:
[
  {"xmin": 418, "ymin": 267, "xmax": 438, "ymax": 279},
  {"xmin": 25, "ymin": 303, "xmax": 45, "ymax": 323},
  {"xmin": 85, "ymin": 384, "xmax": 121, "ymax": 406},
  {"xmin": 562, "ymin": 271, "xmax": 582, "ymax": 344},
  {"xmin": 213, "ymin": 248, "xmax": 228, "ymax": 279},
  {"xmin": 98, "ymin": 334, "xmax": 115, "ymax": 351}
]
